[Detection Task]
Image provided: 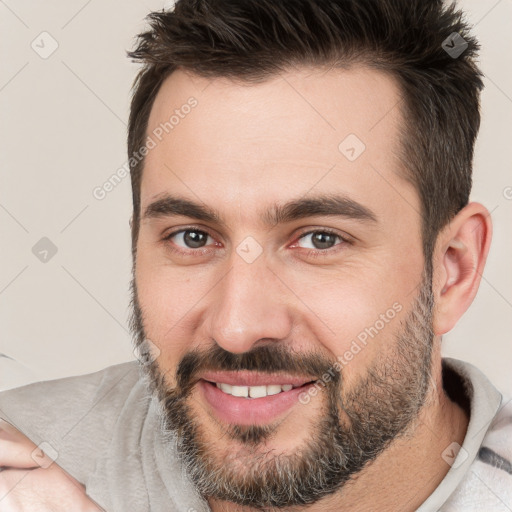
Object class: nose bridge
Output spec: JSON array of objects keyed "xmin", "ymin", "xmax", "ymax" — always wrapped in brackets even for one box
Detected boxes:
[{"xmin": 207, "ymin": 252, "xmax": 293, "ymax": 354}]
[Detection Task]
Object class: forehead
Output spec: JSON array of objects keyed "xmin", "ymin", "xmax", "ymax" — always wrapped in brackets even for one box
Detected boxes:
[{"xmin": 141, "ymin": 66, "xmax": 417, "ymax": 228}]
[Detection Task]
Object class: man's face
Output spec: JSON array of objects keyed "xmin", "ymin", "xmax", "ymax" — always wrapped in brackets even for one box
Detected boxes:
[{"xmin": 131, "ymin": 67, "xmax": 434, "ymax": 506}]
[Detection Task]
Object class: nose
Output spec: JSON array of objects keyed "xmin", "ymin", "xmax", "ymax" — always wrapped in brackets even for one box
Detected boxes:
[{"xmin": 205, "ymin": 254, "xmax": 294, "ymax": 354}]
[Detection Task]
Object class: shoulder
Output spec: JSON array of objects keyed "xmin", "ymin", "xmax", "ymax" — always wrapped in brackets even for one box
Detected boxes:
[
  {"xmin": 0, "ymin": 361, "xmax": 144, "ymax": 483},
  {"xmin": 0, "ymin": 361, "xmax": 141, "ymax": 426},
  {"xmin": 441, "ymin": 393, "xmax": 512, "ymax": 511},
  {"xmin": 477, "ymin": 397, "xmax": 512, "ymax": 476},
  {"xmin": 446, "ymin": 357, "xmax": 512, "ymax": 469},
  {"xmin": 446, "ymin": 401, "xmax": 512, "ymax": 510}
]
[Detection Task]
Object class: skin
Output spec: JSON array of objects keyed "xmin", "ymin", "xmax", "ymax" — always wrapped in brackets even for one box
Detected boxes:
[
  {"xmin": 0, "ymin": 66, "xmax": 492, "ymax": 510},
  {"xmin": 0, "ymin": 420, "xmax": 102, "ymax": 511},
  {"xmin": 134, "ymin": 66, "xmax": 492, "ymax": 511}
]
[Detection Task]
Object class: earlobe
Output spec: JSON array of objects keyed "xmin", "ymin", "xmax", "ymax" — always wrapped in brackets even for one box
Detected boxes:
[{"xmin": 432, "ymin": 203, "xmax": 492, "ymax": 335}]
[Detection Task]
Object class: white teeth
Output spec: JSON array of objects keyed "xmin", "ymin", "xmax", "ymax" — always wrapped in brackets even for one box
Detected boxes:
[
  {"xmin": 266, "ymin": 385, "xmax": 282, "ymax": 396},
  {"xmin": 249, "ymin": 385, "xmax": 267, "ymax": 398},
  {"xmin": 231, "ymin": 385, "xmax": 249, "ymax": 397},
  {"xmin": 215, "ymin": 383, "xmax": 295, "ymax": 398},
  {"xmin": 220, "ymin": 383, "xmax": 233, "ymax": 394}
]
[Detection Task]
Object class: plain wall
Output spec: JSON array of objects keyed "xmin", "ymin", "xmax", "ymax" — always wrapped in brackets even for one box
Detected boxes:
[{"xmin": 1, "ymin": 0, "xmax": 511, "ymax": 395}]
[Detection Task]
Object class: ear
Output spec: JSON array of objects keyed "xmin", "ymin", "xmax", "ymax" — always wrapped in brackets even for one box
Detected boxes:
[
  {"xmin": 431, "ymin": 202, "xmax": 493, "ymax": 336},
  {"xmin": 129, "ymin": 215, "xmax": 133, "ymax": 229}
]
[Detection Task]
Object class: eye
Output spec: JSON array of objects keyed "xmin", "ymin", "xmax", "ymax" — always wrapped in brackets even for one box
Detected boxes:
[
  {"xmin": 295, "ymin": 229, "xmax": 346, "ymax": 251},
  {"xmin": 161, "ymin": 227, "xmax": 349, "ymax": 259},
  {"xmin": 164, "ymin": 228, "xmax": 215, "ymax": 251}
]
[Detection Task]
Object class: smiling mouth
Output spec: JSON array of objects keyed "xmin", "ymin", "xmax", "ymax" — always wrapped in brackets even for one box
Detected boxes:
[
  {"xmin": 205, "ymin": 381, "xmax": 312, "ymax": 399},
  {"xmin": 198, "ymin": 376, "xmax": 318, "ymax": 425}
]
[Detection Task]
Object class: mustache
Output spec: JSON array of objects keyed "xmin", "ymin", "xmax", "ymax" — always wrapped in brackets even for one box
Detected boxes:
[{"xmin": 174, "ymin": 343, "xmax": 341, "ymax": 395}]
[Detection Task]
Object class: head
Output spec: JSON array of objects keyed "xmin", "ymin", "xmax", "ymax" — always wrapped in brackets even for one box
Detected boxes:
[{"xmin": 127, "ymin": 0, "xmax": 491, "ymax": 508}]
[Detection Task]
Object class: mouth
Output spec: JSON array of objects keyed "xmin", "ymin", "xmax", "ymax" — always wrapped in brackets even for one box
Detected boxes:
[
  {"xmin": 212, "ymin": 382, "xmax": 300, "ymax": 398},
  {"xmin": 198, "ymin": 371, "xmax": 317, "ymax": 425}
]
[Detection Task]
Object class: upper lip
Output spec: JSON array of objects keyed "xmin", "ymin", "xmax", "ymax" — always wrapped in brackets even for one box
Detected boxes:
[{"xmin": 199, "ymin": 371, "xmax": 316, "ymax": 387}]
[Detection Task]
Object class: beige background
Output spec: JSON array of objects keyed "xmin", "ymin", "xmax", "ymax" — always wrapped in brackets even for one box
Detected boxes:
[{"xmin": 1, "ymin": 0, "xmax": 511, "ymax": 395}]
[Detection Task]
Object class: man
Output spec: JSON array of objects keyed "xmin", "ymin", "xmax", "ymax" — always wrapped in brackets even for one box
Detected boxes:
[{"xmin": 0, "ymin": 0, "xmax": 510, "ymax": 510}]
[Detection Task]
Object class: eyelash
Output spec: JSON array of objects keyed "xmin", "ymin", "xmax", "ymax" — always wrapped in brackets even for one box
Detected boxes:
[{"xmin": 162, "ymin": 227, "xmax": 351, "ymax": 259}]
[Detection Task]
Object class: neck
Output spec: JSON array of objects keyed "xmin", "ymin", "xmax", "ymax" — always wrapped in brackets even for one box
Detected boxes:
[{"xmin": 208, "ymin": 359, "xmax": 469, "ymax": 512}]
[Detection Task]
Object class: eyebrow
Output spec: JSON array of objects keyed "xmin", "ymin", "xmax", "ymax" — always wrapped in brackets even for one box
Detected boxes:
[{"xmin": 142, "ymin": 193, "xmax": 378, "ymax": 227}]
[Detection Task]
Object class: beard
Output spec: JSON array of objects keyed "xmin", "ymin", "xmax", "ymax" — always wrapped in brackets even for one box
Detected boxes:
[{"xmin": 128, "ymin": 268, "xmax": 435, "ymax": 509}]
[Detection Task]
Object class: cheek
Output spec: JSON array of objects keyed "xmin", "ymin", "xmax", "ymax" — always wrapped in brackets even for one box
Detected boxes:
[
  {"xmin": 281, "ymin": 264, "xmax": 411, "ymax": 385},
  {"xmin": 135, "ymin": 259, "xmax": 206, "ymax": 372}
]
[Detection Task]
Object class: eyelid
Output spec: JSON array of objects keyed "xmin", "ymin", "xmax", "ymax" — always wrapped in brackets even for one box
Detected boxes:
[
  {"xmin": 292, "ymin": 227, "xmax": 352, "ymax": 245},
  {"xmin": 162, "ymin": 225, "xmax": 217, "ymax": 241}
]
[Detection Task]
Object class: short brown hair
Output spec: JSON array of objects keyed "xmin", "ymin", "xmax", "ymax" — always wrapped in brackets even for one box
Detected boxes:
[{"xmin": 127, "ymin": 0, "xmax": 483, "ymax": 275}]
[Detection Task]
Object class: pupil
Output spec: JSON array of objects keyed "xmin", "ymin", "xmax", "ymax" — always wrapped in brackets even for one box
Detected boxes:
[
  {"xmin": 313, "ymin": 232, "xmax": 335, "ymax": 250},
  {"xmin": 184, "ymin": 230, "xmax": 207, "ymax": 248}
]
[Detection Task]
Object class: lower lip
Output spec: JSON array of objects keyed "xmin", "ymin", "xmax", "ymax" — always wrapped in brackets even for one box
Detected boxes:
[{"xmin": 199, "ymin": 380, "xmax": 314, "ymax": 425}]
